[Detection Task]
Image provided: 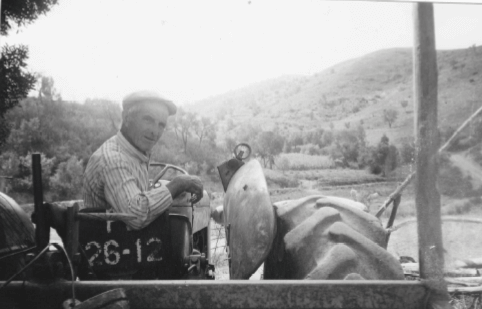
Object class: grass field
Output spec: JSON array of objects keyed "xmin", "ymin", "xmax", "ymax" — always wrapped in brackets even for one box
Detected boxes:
[{"xmin": 278, "ymin": 153, "xmax": 334, "ymax": 170}]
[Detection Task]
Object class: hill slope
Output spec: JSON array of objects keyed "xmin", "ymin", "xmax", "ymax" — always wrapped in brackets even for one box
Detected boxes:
[{"xmin": 189, "ymin": 46, "xmax": 482, "ymax": 146}]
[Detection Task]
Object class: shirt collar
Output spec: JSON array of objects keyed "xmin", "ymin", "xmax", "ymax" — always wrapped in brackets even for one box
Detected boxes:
[{"xmin": 116, "ymin": 131, "xmax": 150, "ymax": 164}]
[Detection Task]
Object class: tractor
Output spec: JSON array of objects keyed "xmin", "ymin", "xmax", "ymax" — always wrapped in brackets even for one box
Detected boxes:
[{"xmin": 0, "ymin": 144, "xmax": 426, "ymax": 308}]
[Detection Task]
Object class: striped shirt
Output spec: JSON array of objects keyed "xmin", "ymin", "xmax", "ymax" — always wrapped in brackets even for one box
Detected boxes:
[{"xmin": 82, "ymin": 131, "xmax": 172, "ymax": 230}]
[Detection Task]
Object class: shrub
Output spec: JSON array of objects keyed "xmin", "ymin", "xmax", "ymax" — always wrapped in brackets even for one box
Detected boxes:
[
  {"xmin": 11, "ymin": 152, "xmax": 55, "ymax": 193},
  {"xmin": 277, "ymin": 157, "xmax": 291, "ymax": 172},
  {"xmin": 50, "ymin": 155, "xmax": 84, "ymax": 200},
  {"xmin": 366, "ymin": 135, "xmax": 399, "ymax": 176},
  {"xmin": 299, "ymin": 143, "xmax": 320, "ymax": 155},
  {"xmin": 437, "ymin": 154, "xmax": 474, "ymax": 198}
]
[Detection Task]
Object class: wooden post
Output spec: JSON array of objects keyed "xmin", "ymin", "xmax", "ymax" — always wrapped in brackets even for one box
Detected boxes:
[
  {"xmin": 65, "ymin": 203, "xmax": 79, "ymax": 280},
  {"xmin": 32, "ymin": 153, "xmax": 50, "ymax": 250},
  {"xmin": 65, "ymin": 203, "xmax": 79, "ymax": 259},
  {"xmin": 413, "ymin": 2, "xmax": 449, "ymax": 306}
]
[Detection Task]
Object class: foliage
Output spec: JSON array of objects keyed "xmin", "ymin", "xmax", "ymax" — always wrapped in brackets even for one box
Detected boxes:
[
  {"xmin": 255, "ymin": 131, "xmax": 284, "ymax": 169},
  {"xmin": 437, "ymin": 154, "xmax": 475, "ymax": 198},
  {"xmin": 279, "ymin": 153, "xmax": 333, "ymax": 170},
  {"xmin": 233, "ymin": 122, "xmax": 261, "ymax": 148},
  {"xmin": 0, "ymin": 45, "xmax": 36, "ymax": 146},
  {"xmin": 1, "ymin": 0, "xmax": 59, "ymax": 35},
  {"xmin": 171, "ymin": 107, "xmax": 198, "ymax": 153},
  {"xmin": 263, "ymin": 167, "xmax": 299, "ymax": 188},
  {"xmin": 49, "ymin": 156, "xmax": 84, "ymax": 200},
  {"xmin": 365, "ymin": 134, "xmax": 399, "ymax": 176},
  {"xmin": 383, "ymin": 108, "xmax": 398, "ymax": 128},
  {"xmin": 277, "ymin": 157, "xmax": 291, "ymax": 173},
  {"xmin": 321, "ymin": 130, "xmax": 334, "ymax": 147},
  {"xmin": 327, "ymin": 126, "xmax": 367, "ymax": 168},
  {"xmin": 298, "ymin": 143, "xmax": 321, "ymax": 155},
  {"xmin": 224, "ymin": 137, "xmax": 237, "ymax": 156},
  {"xmin": 7, "ymin": 152, "xmax": 56, "ymax": 193},
  {"xmin": 194, "ymin": 116, "xmax": 216, "ymax": 146}
]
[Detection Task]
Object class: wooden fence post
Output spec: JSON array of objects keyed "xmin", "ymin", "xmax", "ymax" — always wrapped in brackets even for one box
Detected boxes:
[{"xmin": 413, "ymin": 2, "xmax": 449, "ymax": 307}]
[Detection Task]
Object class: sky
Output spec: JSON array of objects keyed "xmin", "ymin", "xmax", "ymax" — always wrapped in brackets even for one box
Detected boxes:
[{"xmin": 2, "ymin": 0, "xmax": 482, "ymax": 105}]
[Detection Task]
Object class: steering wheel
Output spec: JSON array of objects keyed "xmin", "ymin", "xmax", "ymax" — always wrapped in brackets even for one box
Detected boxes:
[{"xmin": 150, "ymin": 163, "xmax": 188, "ymax": 189}]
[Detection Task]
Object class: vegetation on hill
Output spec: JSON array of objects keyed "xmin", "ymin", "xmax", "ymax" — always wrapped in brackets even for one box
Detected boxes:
[
  {"xmin": 1, "ymin": 46, "xmax": 481, "ymax": 204},
  {"xmin": 190, "ymin": 46, "xmax": 482, "ymax": 146}
]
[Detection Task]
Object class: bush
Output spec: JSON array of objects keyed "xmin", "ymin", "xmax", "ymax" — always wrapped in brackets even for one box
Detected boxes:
[
  {"xmin": 366, "ymin": 136, "xmax": 399, "ymax": 176},
  {"xmin": 299, "ymin": 143, "xmax": 320, "ymax": 155},
  {"xmin": 11, "ymin": 152, "xmax": 55, "ymax": 193},
  {"xmin": 277, "ymin": 157, "xmax": 291, "ymax": 172},
  {"xmin": 437, "ymin": 154, "xmax": 474, "ymax": 198},
  {"xmin": 49, "ymin": 155, "xmax": 83, "ymax": 200}
]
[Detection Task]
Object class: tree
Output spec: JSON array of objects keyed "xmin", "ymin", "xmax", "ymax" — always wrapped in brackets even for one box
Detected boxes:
[
  {"xmin": 383, "ymin": 108, "xmax": 398, "ymax": 128},
  {"xmin": 1, "ymin": 0, "xmax": 59, "ymax": 148},
  {"xmin": 330, "ymin": 129, "xmax": 362, "ymax": 167},
  {"xmin": 400, "ymin": 100, "xmax": 408, "ymax": 109},
  {"xmin": 367, "ymin": 134, "xmax": 399, "ymax": 176},
  {"xmin": 224, "ymin": 137, "xmax": 237, "ymax": 155},
  {"xmin": 321, "ymin": 130, "xmax": 334, "ymax": 147},
  {"xmin": 1, "ymin": 0, "xmax": 59, "ymax": 35},
  {"xmin": 50, "ymin": 155, "xmax": 84, "ymax": 200},
  {"xmin": 255, "ymin": 131, "xmax": 284, "ymax": 169},
  {"xmin": 194, "ymin": 116, "xmax": 216, "ymax": 146},
  {"xmin": 172, "ymin": 107, "xmax": 198, "ymax": 153},
  {"xmin": 0, "ymin": 45, "xmax": 36, "ymax": 147}
]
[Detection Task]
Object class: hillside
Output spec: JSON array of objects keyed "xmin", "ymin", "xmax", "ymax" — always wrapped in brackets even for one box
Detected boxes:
[{"xmin": 189, "ymin": 46, "xmax": 482, "ymax": 146}]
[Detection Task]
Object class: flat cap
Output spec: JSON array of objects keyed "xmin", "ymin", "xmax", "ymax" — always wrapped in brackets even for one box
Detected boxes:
[{"xmin": 122, "ymin": 90, "xmax": 177, "ymax": 116}]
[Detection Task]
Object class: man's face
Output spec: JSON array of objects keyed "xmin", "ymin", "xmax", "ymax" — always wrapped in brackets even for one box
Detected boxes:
[{"xmin": 123, "ymin": 101, "xmax": 169, "ymax": 154}]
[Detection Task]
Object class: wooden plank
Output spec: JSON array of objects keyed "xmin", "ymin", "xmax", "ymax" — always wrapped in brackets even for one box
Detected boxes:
[
  {"xmin": 413, "ymin": 2, "xmax": 449, "ymax": 305},
  {"xmin": 0, "ymin": 280, "xmax": 429, "ymax": 309},
  {"xmin": 224, "ymin": 159, "xmax": 276, "ymax": 279}
]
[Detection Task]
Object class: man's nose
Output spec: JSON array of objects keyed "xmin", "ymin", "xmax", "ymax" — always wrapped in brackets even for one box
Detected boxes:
[{"xmin": 150, "ymin": 124, "xmax": 164, "ymax": 138}]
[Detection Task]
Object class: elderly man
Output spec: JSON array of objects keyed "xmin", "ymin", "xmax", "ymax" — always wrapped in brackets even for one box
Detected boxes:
[{"xmin": 82, "ymin": 90, "xmax": 203, "ymax": 230}]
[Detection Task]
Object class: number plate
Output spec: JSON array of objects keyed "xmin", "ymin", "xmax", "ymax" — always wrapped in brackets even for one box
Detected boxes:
[{"xmin": 78, "ymin": 211, "xmax": 172, "ymax": 279}]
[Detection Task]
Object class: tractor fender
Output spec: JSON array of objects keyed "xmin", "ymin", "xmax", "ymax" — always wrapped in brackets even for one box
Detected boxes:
[{"xmin": 223, "ymin": 159, "xmax": 276, "ymax": 279}]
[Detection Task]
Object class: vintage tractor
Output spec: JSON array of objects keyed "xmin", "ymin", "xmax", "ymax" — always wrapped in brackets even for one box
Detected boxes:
[{"xmin": 0, "ymin": 145, "xmax": 428, "ymax": 309}]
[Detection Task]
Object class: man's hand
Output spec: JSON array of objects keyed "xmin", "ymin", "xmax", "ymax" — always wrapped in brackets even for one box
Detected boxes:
[{"xmin": 165, "ymin": 175, "xmax": 204, "ymax": 204}]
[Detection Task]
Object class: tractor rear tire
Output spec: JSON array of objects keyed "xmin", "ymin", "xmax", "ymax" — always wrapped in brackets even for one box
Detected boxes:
[{"xmin": 263, "ymin": 195, "xmax": 404, "ymax": 280}]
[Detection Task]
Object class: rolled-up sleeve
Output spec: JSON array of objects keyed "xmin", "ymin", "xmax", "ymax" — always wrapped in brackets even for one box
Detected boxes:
[{"xmin": 103, "ymin": 161, "xmax": 172, "ymax": 230}]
